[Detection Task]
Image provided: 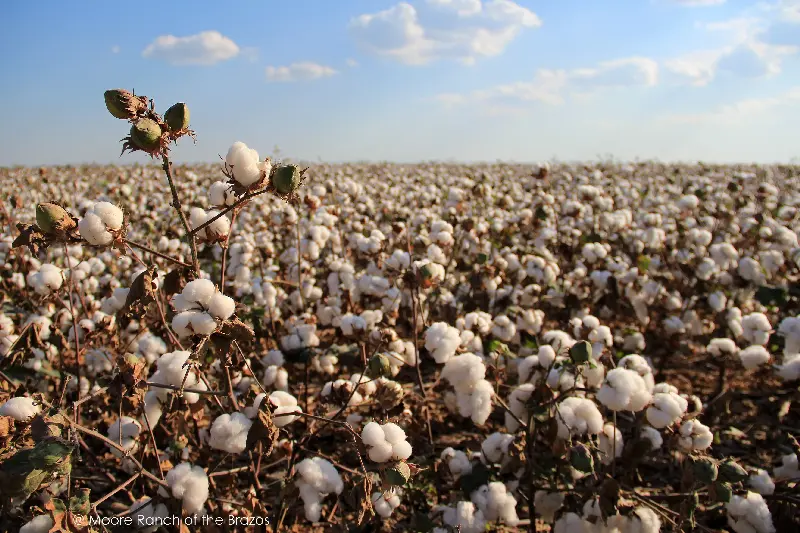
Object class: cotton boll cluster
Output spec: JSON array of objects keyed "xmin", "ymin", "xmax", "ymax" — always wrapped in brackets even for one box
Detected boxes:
[
  {"xmin": 371, "ymin": 490, "xmax": 402, "ymax": 518},
  {"xmin": 79, "ymin": 202, "xmax": 124, "ymax": 246},
  {"xmin": 738, "ymin": 345, "xmax": 771, "ymax": 369},
  {"xmin": 742, "ymin": 313, "xmax": 772, "ymax": 346},
  {"xmin": 171, "ymin": 279, "xmax": 235, "ymax": 338},
  {"xmin": 26, "ymin": 264, "xmax": 63, "ymax": 295},
  {"xmin": 726, "ymin": 492, "xmax": 776, "ymax": 533},
  {"xmin": 470, "ymin": 482, "xmax": 519, "ymax": 526},
  {"xmin": 555, "ymin": 396, "xmax": 604, "ymax": 439},
  {"xmin": 225, "ymin": 141, "xmax": 270, "ymax": 188},
  {"xmin": 481, "ymin": 432, "xmax": 515, "ymax": 465},
  {"xmin": 596, "ymin": 368, "xmax": 652, "ymax": 412},
  {"xmin": 0, "ymin": 396, "xmax": 41, "ymax": 421},
  {"xmin": 281, "ymin": 316, "xmax": 320, "ymax": 351},
  {"xmin": 164, "ymin": 463, "xmax": 209, "ymax": 515},
  {"xmin": 295, "ymin": 457, "xmax": 344, "ymax": 522},
  {"xmin": 361, "ymin": 422, "xmax": 413, "ymax": 463},
  {"xmin": 534, "ymin": 491, "xmax": 564, "ymax": 522},
  {"xmin": 425, "ymin": 322, "xmax": 462, "ymax": 363},
  {"xmin": 440, "ymin": 352, "xmax": 494, "ymax": 424},
  {"xmin": 208, "ymin": 412, "xmax": 252, "ymax": 454},
  {"xmin": 262, "ymin": 350, "xmax": 289, "ymax": 391}
]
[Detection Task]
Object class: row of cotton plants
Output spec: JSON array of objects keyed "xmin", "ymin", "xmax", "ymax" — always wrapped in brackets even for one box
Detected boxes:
[{"xmin": 0, "ymin": 89, "xmax": 797, "ymax": 532}]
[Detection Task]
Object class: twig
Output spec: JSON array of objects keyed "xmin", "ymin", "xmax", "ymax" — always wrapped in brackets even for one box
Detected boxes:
[
  {"xmin": 124, "ymin": 239, "xmax": 192, "ymax": 269},
  {"xmin": 161, "ymin": 155, "xmax": 199, "ymax": 274}
]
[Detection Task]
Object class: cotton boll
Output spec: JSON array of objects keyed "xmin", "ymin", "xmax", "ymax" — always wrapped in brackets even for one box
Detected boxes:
[
  {"xmin": 534, "ymin": 491, "xmax": 564, "ymax": 523},
  {"xmin": 481, "ymin": 432, "xmax": 515, "ymax": 464},
  {"xmin": 78, "ymin": 212, "xmax": 112, "ymax": 246},
  {"xmin": 597, "ymin": 423, "xmax": 624, "ymax": 465},
  {"xmin": 441, "ymin": 447, "xmax": 473, "ymax": 477},
  {"xmin": 207, "ymin": 291, "xmax": 235, "ymax": 320},
  {"xmin": 726, "ymin": 491, "xmax": 776, "ymax": 533},
  {"xmin": 440, "ymin": 501, "xmax": 487, "ymax": 533},
  {"xmin": 143, "ymin": 390, "xmax": 163, "ymax": 429},
  {"xmin": 738, "ymin": 345, "xmax": 771, "ymax": 370},
  {"xmin": 362, "ymin": 422, "xmax": 412, "ymax": 462},
  {"xmin": 208, "ymin": 413, "xmax": 252, "ymax": 454},
  {"xmin": 296, "ymin": 457, "xmax": 344, "ymax": 522},
  {"xmin": 596, "ymin": 368, "xmax": 652, "ymax": 412},
  {"xmin": 776, "ymin": 354, "xmax": 800, "ymax": 380},
  {"xmin": 166, "ymin": 463, "xmax": 209, "ymax": 515},
  {"xmin": 182, "ymin": 279, "xmax": 216, "ymax": 308},
  {"xmin": 371, "ymin": 491, "xmax": 402, "ymax": 518},
  {"xmin": 107, "ymin": 416, "xmax": 142, "ymax": 458},
  {"xmin": 629, "ymin": 507, "xmax": 661, "ymax": 533},
  {"xmin": 424, "ymin": 322, "xmax": 462, "ymax": 363},
  {"xmin": 646, "ymin": 389, "xmax": 688, "ymax": 428},
  {"xmin": 269, "ymin": 391, "xmax": 301, "ymax": 427},
  {"xmin": 742, "ymin": 313, "xmax": 772, "ymax": 346},
  {"xmin": 129, "ymin": 498, "xmax": 170, "ymax": 533},
  {"xmin": 0, "ymin": 396, "xmax": 41, "ymax": 421},
  {"xmin": 556, "ymin": 397, "xmax": 604, "ymax": 439},
  {"xmin": 749, "ymin": 469, "xmax": 775, "ymax": 495},
  {"xmin": 189, "ymin": 311, "xmax": 218, "ymax": 336},
  {"xmin": 19, "ymin": 515, "xmax": 55, "ymax": 533},
  {"xmin": 553, "ymin": 512, "xmax": 588, "ymax": 533},
  {"xmin": 226, "ymin": 142, "xmax": 262, "ymax": 187},
  {"xmin": 505, "ymin": 383, "xmax": 534, "ymax": 432},
  {"xmin": 678, "ymin": 419, "xmax": 713, "ymax": 452},
  {"xmin": 640, "ymin": 426, "xmax": 664, "ymax": 450},
  {"xmin": 470, "ymin": 481, "xmax": 519, "ymax": 526},
  {"xmin": 773, "ymin": 453, "xmax": 799, "ymax": 480}
]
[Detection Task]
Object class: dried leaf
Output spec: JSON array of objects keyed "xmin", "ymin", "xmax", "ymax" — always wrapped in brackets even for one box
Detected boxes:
[
  {"xmin": 246, "ymin": 406, "xmax": 279, "ymax": 455},
  {"xmin": 124, "ymin": 266, "xmax": 159, "ymax": 313}
]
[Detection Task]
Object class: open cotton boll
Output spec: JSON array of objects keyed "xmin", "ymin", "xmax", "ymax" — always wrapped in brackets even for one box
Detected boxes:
[
  {"xmin": 206, "ymin": 291, "xmax": 235, "ymax": 320},
  {"xmin": 534, "ymin": 491, "xmax": 564, "ymax": 523},
  {"xmin": 182, "ymin": 279, "xmax": 216, "ymax": 308},
  {"xmin": 226, "ymin": 141, "xmax": 263, "ymax": 187},
  {"xmin": 129, "ymin": 498, "xmax": 169, "ymax": 533},
  {"xmin": 738, "ymin": 345, "xmax": 771, "ymax": 370},
  {"xmin": 361, "ymin": 422, "xmax": 412, "ymax": 462},
  {"xmin": 773, "ymin": 453, "xmax": 799, "ymax": 480},
  {"xmin": 107, "ymin": 416, "xmax": 142, "ymax": 458},
  {"xmin": 424, "ymin": 322, "xmax": 462, "ymax": 363},
  {"xmin": 726, "ymin": 492, "xmax": 776, "ymax": 533},
  {"xmin": 371, "ymin": 491, "xmax": 402, "ymax": 518},
  {"xmin": 481, "ymin": 432, "xmax": 515, "ymax": 464},
  {"xmin": 470, "ymin": 482, "xmax": 519, "ymax": 526},
  {"xmin": 646, "ymin": 389, "xmax": 688, "ymax": 428},
  {"xmin": 209, "ymin": 181, "xmax": 237, "ymax": 207},
  {"xmin": 27, "ymin": 264, "xmax": 64, "ymax": 295},
  {"xmin": 553, "ymin": 512, "xmax": 588, "ymax": 533},
  {"xmin": 597, "ymin": 423, "xmax": 624, "ymax": 465},
  {"xmin": 296, "ymin": 457, "xmax": 344, "ymax": 522},
  {"xmin": 678, "ymin": 419, "xmax": 713, "ymax": 452},
  {"xmin": 556, "ymin": 397, "xmax": 604, "ymax": 439},
  {"xmin": 208, "ymin": 412, "xmax": 252, "ymax": 454},
  {"xmin": 269, "ymin": 391, "xmax": 301, "ymax": 427},
  {"xmin": 505, "ymin": 383, "xmax": 534, "ymax": 432},
  {"xmin": 742, "ymin": 313, "xmax": 772, "ymax": 346},
  {"xmin": 627, "ymin": 507, "xmax": 661, "ymax": 533},
  {"xmin": 244, "ymin": 392, "xmax": 266, "ymax": 419},
  {"xmin": 749, "ymin": 469, "xmax": 775, "ymax": 495},
  {"xmin": 596, "ymin": 368, "xmax": 652, "ymax": 412},
  {"xmin": 440, "ymin": 501, "xmax": 487, "ymax": 533},
  {"xmin": 441, "ymin": 447, "xmax": 472, "ymax": 477},
  {"xmin": 165, "ymin": 463, "xmax": 209, "ymax": 515},
  {"xmin": 0, "ymin": 396, "xmax": 41, "ymax": 421},
  {"xmin": 142, "ymin": 390, "xmax": 163, "ymax": 429},
  {"xmin": 20, "ymin": 515, "xmax": 55, "ymax": 533}
]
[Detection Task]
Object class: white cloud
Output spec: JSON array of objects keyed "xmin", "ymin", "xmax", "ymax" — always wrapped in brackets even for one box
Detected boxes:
[
  {"xmin": 111, "ymin": 45, "xmax": 120, "ymax": 54},
  {"xmin": 662, "ymin": 87, "xmax": 800, "ymax": 124},
  {"xmin": 436, "ymin": 57, "xmax": 658, "ymax": 107},
  {"xmin": 348, "ymin": 0, "xmax": 541, "ymax": 65},
  {"xmin": 142, "ymin": 31, "xmax": 240, "ymax": 66},
  {"xmin": 265, "ymin": 62, "xmax": 338, "ymax": 82}
]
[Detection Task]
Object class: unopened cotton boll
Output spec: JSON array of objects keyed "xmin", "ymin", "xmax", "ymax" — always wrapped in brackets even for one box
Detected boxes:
[
  {"xmin": 165, "ymin": 462, "xmax": 209, "ymax": 515},
  {"xmin": 208, "ymin": 412, "xmax": 252, "ymax": 454},
  {"xmin": 726, "ymin": 491, "xmax": 776, "ymax": 533},
  {"xmin": 0, "ymin": 396, "xmax": 41, "ymax": 421},
  {"xmin": 596, "ymin": 367, "xmax": 652, "ymax": 412}
]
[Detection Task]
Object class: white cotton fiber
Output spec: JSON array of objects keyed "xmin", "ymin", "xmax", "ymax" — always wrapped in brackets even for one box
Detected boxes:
[
  {"xmin": 166, "ymin": 462, "xmax": 209, "ymax": 515},
  {"xmin": 726, "ymin": 491, "xmax": 776, "ymax": 533},
  {"xmin": 0, "ymin": 396, "xmax": 41, "ymax": 421},
  {"xmin": 425, "ymin": 322, "xmax": 462, "ymax": 363},
  {"xmin": 208, "ymin": 412, "xmax": 252, "ymax": 454},
  {"xmin": 361, "ymin": 421, "xmax": 412, "ymax": 463},
  {"xmin": 371, "ymin": 491, "xmax": 402, "ymax": 518},
  {"xmin": 596, "ymin": 367, "xmax": 652, "ymax": 412},
  {"xmin": 207, "ymin": 291, "xmax": 235, "ymax": 320},
  {"xmin": 296, "ymin": 457, "xmax": 344, "ymax": 522},
  {"xmin": 20, "ymin": 515, "xmax": 55, "ymax": 533},
  {"xmin": 556, "ymin": 396, "xmax": 604, "ymax": 439},
  {"xmin": 269, "ymin": 391, "xmax": 301, "ymax": 427}
]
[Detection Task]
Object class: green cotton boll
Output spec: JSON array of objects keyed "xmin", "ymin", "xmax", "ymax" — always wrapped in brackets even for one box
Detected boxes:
[
  {"xmin": 164, "ymin": 102, "xmax": 190, "ymax": 131},
  {"xmin": 36, "ymin": 203, "xmax": 69, "ymax": 234},
  {"xmin": 272, "ymin": 164, "xmax": 300, "ymax": 195},
  {"xmin": 368, "ymin": 353, "xmax": 392, "ymax": 378},
  {"xmin": 130, "ymin": 118, "xmax": 162, "ymax": 151}
]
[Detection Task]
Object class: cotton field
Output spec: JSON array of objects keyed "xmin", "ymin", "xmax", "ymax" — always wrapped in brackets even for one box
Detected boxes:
[{"xmin": 0, "ymin": 92, "xmax": 798, "ymax": 532}]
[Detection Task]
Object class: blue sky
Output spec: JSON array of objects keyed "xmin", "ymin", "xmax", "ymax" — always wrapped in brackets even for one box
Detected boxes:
[{"xmin": 1, "ymin": 0, "xmax": 799, "ymax": 165}]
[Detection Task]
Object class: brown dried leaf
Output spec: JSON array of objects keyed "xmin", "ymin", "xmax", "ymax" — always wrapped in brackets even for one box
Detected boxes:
[
  {"xmin": 12, "ymin": 223, "xmax": 49, "ymax": 254},
  {"xmin": 246, "ymin": 406, "xmax": 279, "ymax": 456},
  {"xmin": 124, "ymin": 265, "xmax": 159, "ymax": 312},
  {"xmin": 163, "ymin": 267, "xmax": 190, "ymax": 297}
]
